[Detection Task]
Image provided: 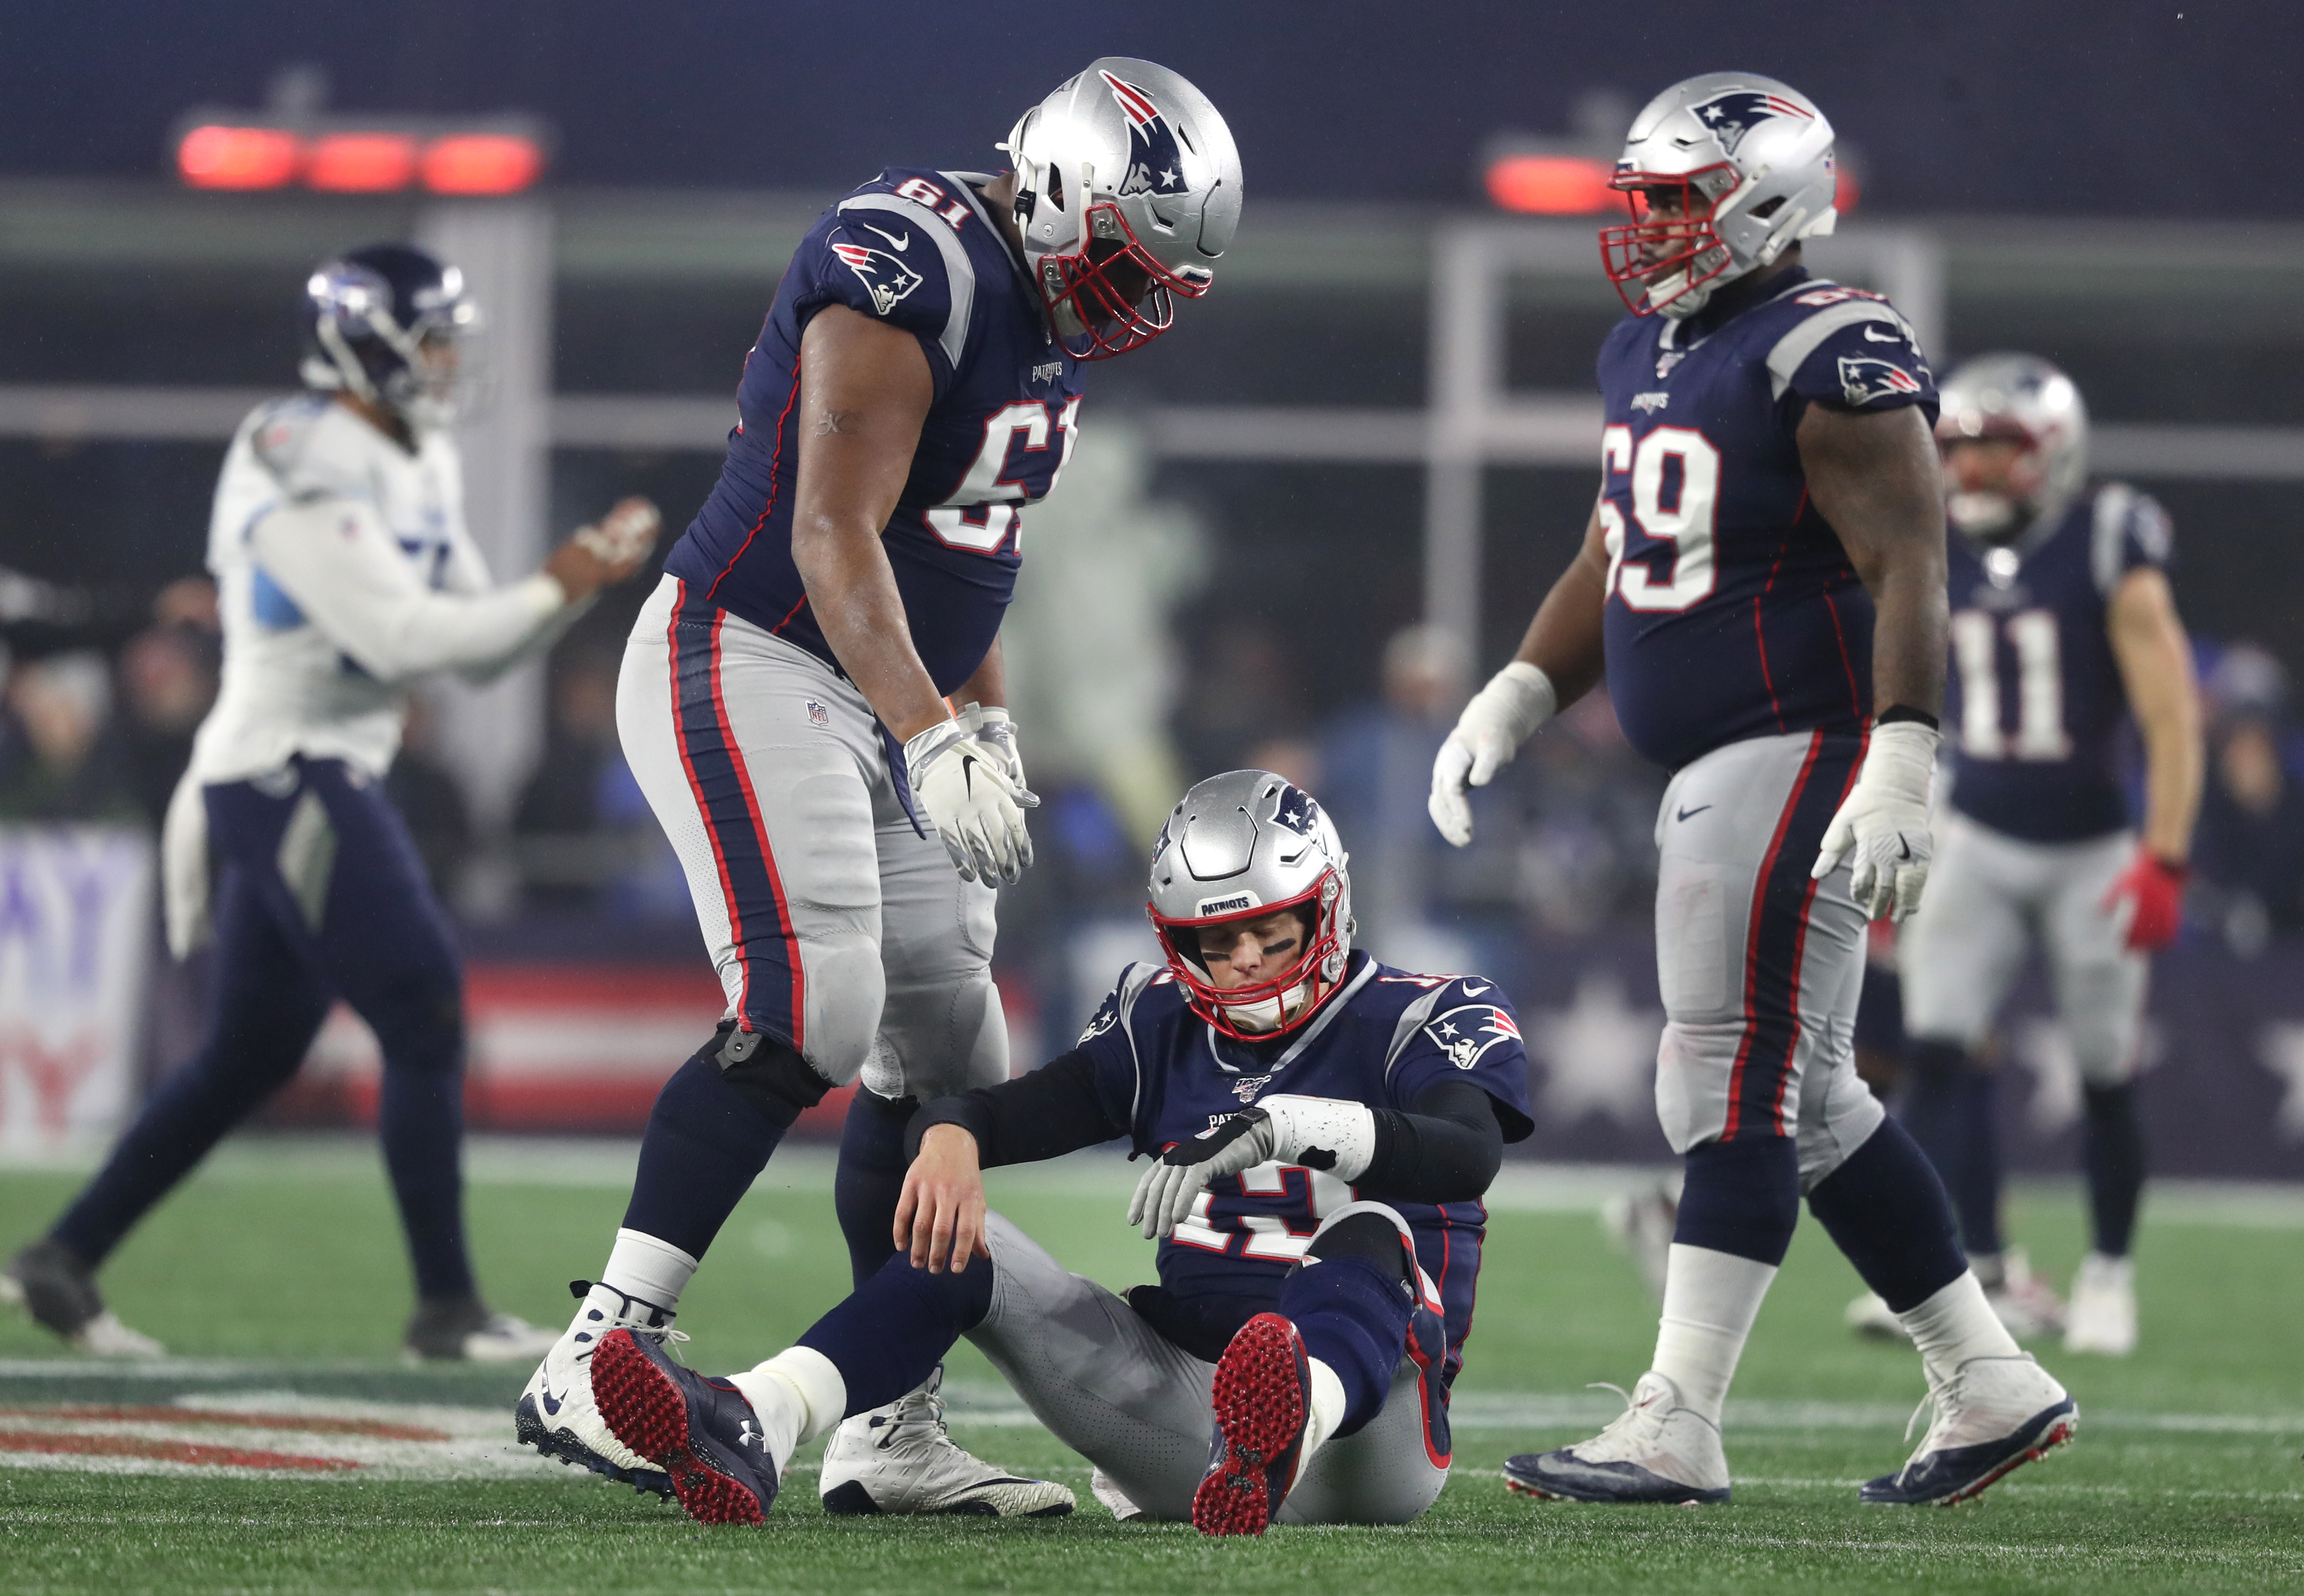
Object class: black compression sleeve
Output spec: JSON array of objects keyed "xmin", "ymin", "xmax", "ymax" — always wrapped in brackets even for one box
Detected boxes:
[
  {"xmin": 905, "ymin": 1050, "xmax": 1125, "ymax": 1169},
  {"xmin": 1361, "ymin": 1079, "xmax": 1506, "ymax": 1203}
]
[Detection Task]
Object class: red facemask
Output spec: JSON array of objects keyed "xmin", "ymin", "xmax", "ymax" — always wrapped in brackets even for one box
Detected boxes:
[
  {"xmin": 1148, "ymin": 872, "xmax": 1348, "ymax": 1041},
  {"xmin": 1598, "ymin": 164, "xmax": 1741, "ymax": 317},
  {"xmin": 1034, "ymin": 200, "xmax": 1211, "ymax": 360}
]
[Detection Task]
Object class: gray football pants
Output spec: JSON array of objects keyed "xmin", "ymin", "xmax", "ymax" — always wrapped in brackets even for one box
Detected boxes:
[
  {"xmin": 970, "ymin": 1210, "xmax": 1450, "ymax": 1525},
  {"xmin": 618, "ymin": 574, "xmax": 1007, "ymax": 1099},
  {"xmin": 1652, "ymin": 731, "xmax": 1886, "ymax": 1188},
  {"xmin": 1899, "ymin": 814, "xmax": 2146, "ymax": 1084}
]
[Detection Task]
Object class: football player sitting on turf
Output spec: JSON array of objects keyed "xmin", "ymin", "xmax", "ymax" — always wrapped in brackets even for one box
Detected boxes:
[{"xmin": 583, "ymin": 769, "xmax": 1534, "ymax": 1535}]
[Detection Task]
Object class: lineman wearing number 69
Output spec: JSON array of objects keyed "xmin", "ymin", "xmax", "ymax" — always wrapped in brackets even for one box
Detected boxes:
[
  {"xmin": 1429, "ymin": 72, "xmax": 2074, "ymax": 1506},
  {"xmin": 516, "ymin": 60, "xmax": 1245, "ymax": 1516}
]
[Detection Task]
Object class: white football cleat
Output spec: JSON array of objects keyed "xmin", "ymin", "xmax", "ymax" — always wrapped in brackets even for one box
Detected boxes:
[
  {"xmin": 1860, "ymin": 1353, "xmax": 2076, "ymax": 1505},
  {"xmin": 1845, "ymin": 1290, "xmax": 1910, "ymax": 1341},
  {"xmin": 819, "ymin": 1364, "xmax": 1074, "ymax": 1517},
  {"xmin": 1976, "ymin": 1249, "xmax": 2067, "ymax": 1340},
  {"xmin": 2063, "ymin": 1252, "xmax": 2137, "ymax": 1356},
  {"xmin": 2, "ymin": 1240, "xmax": 166, "ymax": 1357},
  {"xmin": 513, "ymin": 1281, "xmax": 681, "ymax": 1497},
  {"xmin": 1503, "ymin": 1372, "xmax": 1730, "ymax": 1505}
]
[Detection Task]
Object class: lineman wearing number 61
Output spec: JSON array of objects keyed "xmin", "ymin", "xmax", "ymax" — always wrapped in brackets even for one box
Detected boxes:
[
  {"xmin": 1429, "ymin": 72, "xmax": 2074, "ymax": 1506},
  {"xmin": 516, "ymin": 60, "xmax": 1244, "ymax": 1517}
]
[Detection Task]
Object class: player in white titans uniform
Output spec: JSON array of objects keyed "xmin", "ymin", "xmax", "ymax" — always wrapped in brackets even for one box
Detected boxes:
[
  {"xmin": 516, "ymin": 63, "xmax": 1244, "ymax": 1515},
  {"xmin": 1, "ymin": 244, "xmax": 659, "ymax": 1361},
  {"xmin": 1883, "ymin": 355, "xmax": 2201, "ymax": 1356},
  {"xmin": 1430, "ymin": 74, "xmax": 2073, "ymax": 1506}
]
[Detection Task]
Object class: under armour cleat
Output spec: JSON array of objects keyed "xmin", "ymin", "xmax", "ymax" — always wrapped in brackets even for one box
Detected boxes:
[
  {"xmin": 2064, "ymin": 1253, "xmax": 2137, "ymax": 1356},
  {"xmin": 820, "ymin": 1362, "xmax": 1073, "ymax": 1517},
  {"xmin": 406, "ymin": 1294, "xmax": 559, "ymax": 1364},
  {"xmin": 2, "ymin": 1239, "xmax": 165, "ymax": 1358},
  {"xmin": 1504, "ymin": 1372, "xmax": 1730, "ymax": 1505},
  {"xmin": 1859, "ymin": 1353, "xmax": 2076, "ymax": 1505},
  {"xmin": 514, "ymin": 1280, "xmax": 677, "ymax": 1498},
  {"xmin": 1193, "ymin": 1313, "xmax": 1312, "ymax": 1536},
  {"xmin": 591, "ymin": 1326, "xmax": 781, "ymax": 1526}
]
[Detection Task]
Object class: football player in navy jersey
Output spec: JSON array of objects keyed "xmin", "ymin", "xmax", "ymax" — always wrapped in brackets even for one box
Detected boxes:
[
  {"xmin": 579, "ymin": 769, "xmax": 1532, "ymax": 1535},
  {"xmin": 1430, "ymin": 73, "xmax": 2074, "ymax": 1506},
  {"xmin": 1880, "ymin": 355, "xmax": 2200, "ymax": 1357},
  {"xmin": 516, "ymin": 61, "xmax": 1243, "ymax": 1516}
]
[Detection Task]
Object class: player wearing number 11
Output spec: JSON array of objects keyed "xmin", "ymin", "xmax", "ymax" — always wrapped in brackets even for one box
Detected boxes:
[
  {"xmin": 516, "ymin": 61, "xmax": 1242, "ymax": 1514},
  {"xmin": 1430, "ymin": 72, "xmax": 2073, "ymax": 1506}
]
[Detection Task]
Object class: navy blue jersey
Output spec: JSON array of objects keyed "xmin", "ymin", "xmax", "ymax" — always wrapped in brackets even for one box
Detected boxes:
[
  {"xmin": 1594, "ymin": 270, "xmax": 1939, "ymax": 770},
  {"xmin": 1072, "ymin": 953, "xmax": 1535, "ymax": 1386},
  {"xmin": 663, "ymin": 168, "xmax": 1084, "ymax": 694},
  {"xmin": 1944, "ymin": 484, "xmax": 2173, "ymax": 843}
]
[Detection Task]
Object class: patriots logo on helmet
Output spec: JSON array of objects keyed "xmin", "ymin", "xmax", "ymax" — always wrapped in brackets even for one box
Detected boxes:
[
  {"xmin": 1101, "ymin": 69, "xmax": 1191, "ymax": 199},
  {"xmin": 1268, "ymin": 786, "xmax": 1322, "ymax": 838},
  {"xmin": 1690, "ymin": 89, "xmax": 1813, "ymax": 155},
  {"xmin": 1838, "ymin": 354, "xmax": 1926, "ymax": 409},
  {"xmin": 830, "ymin": 237, "xmax": 924, "ymax": 316},
  {"xmin": 1422, "ymin": 1005, "xmax": 1522, "ymax": 1070}
]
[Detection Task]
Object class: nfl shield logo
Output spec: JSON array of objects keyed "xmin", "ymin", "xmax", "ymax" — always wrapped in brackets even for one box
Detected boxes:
[{"xmin": 805, "ymin": 700, "xmax": 829, "ymax": 728}]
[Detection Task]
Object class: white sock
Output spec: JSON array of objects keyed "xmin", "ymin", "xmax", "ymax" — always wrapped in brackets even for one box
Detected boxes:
[
  {"xmin": 600, "ymin": 1228, "xmax": 699, "ymax": 1314},
  {"xmin": 1650, "ymin": 1243, "xmax": 1778, "ymax": 1425},
  {"xmin": 1898, "ymin": 1271, "xmax": 2021, "ymax": 1389},
  {"xmin": 729, "ymin": 1345, "xmax": 847, "ymax": 1458},
  {"xmin": 1297, "ymin": 1358, "xmax": 1348, "ymax": 1471}
]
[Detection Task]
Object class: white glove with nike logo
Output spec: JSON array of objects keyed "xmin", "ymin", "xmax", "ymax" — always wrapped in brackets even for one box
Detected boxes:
[
  {"xmin": 905, "ymin": 715, "xmax": 1033, "ymax": 886},
  {"xmin": 1429, "ymin": 661, "xmax": 1557, "ymax": 847},
  {"xmin": 1126, "ymin": 1095, "xmax": 1377, "ymax": 1240},
  {"xmin": 1812, "ymin": 718, "xmax": 1938, "ymax": 922}
]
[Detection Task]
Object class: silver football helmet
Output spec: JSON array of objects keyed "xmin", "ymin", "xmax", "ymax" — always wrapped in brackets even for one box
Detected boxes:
[
  {"xmin": 1935, "ymin": 353, "xmax": 2090, "ymax": 543},
  {"xmin": 1602, "ymin": 72, "xmax": 1840, "ymax": 320},
  {"xmin": 1001, "ymin": 58, "xmax": 1241, "ymax": 359},
  {"xmin": 1147, "ymin": 769, "xmax": 1355, "ymax": 1039}
]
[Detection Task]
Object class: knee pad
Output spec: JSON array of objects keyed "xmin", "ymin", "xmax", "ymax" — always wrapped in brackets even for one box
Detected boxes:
[
  {"xmin": 1652, "ymin": 1020, "xmax": 1742, "ymax": 1156},
  {"xmin": 715, "ymin": 1024, "xmax": 834, "ymax": 1130},
  {"xmin": 796, "ymin": 933, "xmax": 885, "ymax": 1086},
  {"xmin": 1306, "ymin": 1208, "xmax": 1416, "ymax": 1287},
  {"xmin": 876, "ymin": 963, "xmax": 1009, "ymax": 1100}
]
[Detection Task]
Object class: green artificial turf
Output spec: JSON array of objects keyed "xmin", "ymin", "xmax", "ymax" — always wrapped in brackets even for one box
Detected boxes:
[{"xmin": 1, "ymin": 1141, "xmax": 2299, "ymax": 1594}]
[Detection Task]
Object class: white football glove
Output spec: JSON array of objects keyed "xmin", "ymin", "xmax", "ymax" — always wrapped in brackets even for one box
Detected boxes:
[
  {"xmin": 958, "ymin": 703, "xmax": 1040, "ymax": 812},
  {"xmin": 571, "ymin": 497, "xmax": 662, "ymax": 570},
  {"xmin": 904, "ymin": 716, "xmax": 1033, "ymax": 886},
  {"xmin": 1812, "ymin": 718, "xmax": 1939, "ymax": 922},
  {"xmin": 1125, "ymin": 1094, "xmax": 1378, "ymax": 1241},
  {"xmin": 1429, "ymin": 662, "xmax": 1557, "ymax": 848}
]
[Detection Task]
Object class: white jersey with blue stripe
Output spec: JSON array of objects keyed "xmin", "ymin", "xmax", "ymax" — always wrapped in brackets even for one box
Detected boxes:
[{"xmin": 190, "ymin": 395, "xmax": 569, "ymax": 784}]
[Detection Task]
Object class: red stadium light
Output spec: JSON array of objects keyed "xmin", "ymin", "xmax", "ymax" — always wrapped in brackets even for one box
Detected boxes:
[
  {"xmin": 176, "ymin": 125, "xmax": 302, "ymax": 190},
  {"xmin": 419, "ymin": 134, "xmax": 544, "ymax": 195},
  {"xmin": 1485, "ymin": 154, "xmax": 1617, "ymax": 216},
  {"xmin": 306, "ymin": 133, "xmax": 421, "ymax": 192}
]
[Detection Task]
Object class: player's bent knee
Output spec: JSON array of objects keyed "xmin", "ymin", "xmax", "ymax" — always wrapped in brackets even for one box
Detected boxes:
[
  {"xmin": 713, "ymin": 1024, "xmax": 836, "ymax": 1130},
  {"xmin": 798, "ymin": 935, "xmax": 885, "ymax": 1086},
  {"xmin": 1306, "ymin": 1203, "xmax": 1416, "ymax": 1283}
]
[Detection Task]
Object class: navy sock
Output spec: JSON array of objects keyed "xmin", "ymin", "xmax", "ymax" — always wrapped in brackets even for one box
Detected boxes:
[
  {"xmin": 2081, "ymin": 1083, "xmax": 2146, "ymax": 1257},
  {"xmin": 620, "ymin": 1045, "xmax": 792, "ymax": 1260},
  {"xmin": 835, "ymin": 1088, "xmax": 918, "ymax": 1291},
  {"xmin": 1281, "ymin": 1254, "xmax": 1412, "ymax": 1438},
  {"xmin": 377, "ymin": 1060, "xmax": 475, "ymax": 1301},
  {"xmin": 1807, "ymin": 1117, "xmax": 1967, "ymax": 1312},
  {"xmin": 1901, "ymin": 1039, "xmax": 2004, "ymax": 1257},
  {"xmin": 1674, "ymin": 1134, "xmax": 1801, "ymax": 1266},
  {"xmin": 797, "ymin": 1249, "xmax": 995, "ymax": 1415}
]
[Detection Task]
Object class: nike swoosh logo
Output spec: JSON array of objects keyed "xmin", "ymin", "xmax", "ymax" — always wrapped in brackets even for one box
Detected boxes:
[
  {"xmin": 540, "ymin": 1388, "xmax": 567, "ymax": 1416},
  {"xmin": 1460, "ymin": 982, "xmax": 1490, "ymax": 995},
  {"xmin": 1898, "ymin": 839, "xmax": 1912, "ymax": 860},
  {"xmin": 1863, "ymin": 326, "xmax": 1904, "ymax": 342},
  {"xmin": 861, "ymin": 222, "xmax": 910, "ymax": 251},
  {"xmin": 1676, "ymin": 805, "xmax": 1712, "ymax": 822}
]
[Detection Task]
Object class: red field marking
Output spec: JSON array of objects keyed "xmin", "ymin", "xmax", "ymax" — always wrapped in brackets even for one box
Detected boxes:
[
  {"xmin": 0, "ymin": 1405, "xmax": 449, "ymax": 1442},
  {"xmin": 0, "ymin": 1427, "xmax": 360, "ymax": 1472}
]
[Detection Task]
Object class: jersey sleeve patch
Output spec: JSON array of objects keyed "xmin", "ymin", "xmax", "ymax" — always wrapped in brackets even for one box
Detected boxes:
[
  {"xmin": 1389, "ymin": 980, "xmax": 1537, "ymax": 1141},
  {"xmin": 813, "ymin": 182, "xmax": 978, "ymax": 374},
  {"xmin": 1765, "ymin": 294, "xmax": 1936, "ymax": 417},
  {"xmin": 2090, "ymin": 483, "xmax": 2175, "ymax": 594}
]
